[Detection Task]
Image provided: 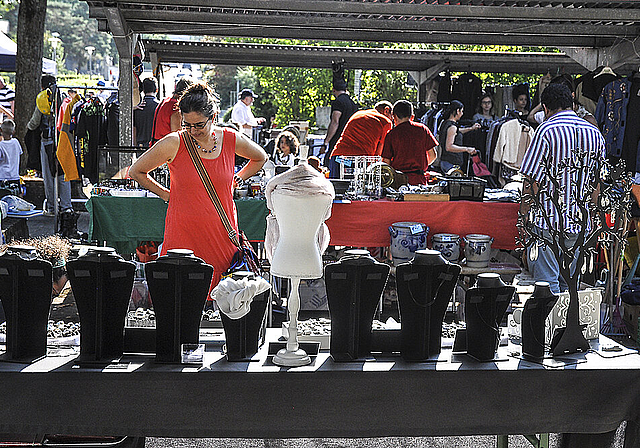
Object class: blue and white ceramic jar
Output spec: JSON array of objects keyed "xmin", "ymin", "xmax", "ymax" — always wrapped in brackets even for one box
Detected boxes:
[
  {"xmin": 431, "ymin": 233, "xmax": 461, "ymax": 262},
  {"xmin": 388, "ymin": 222, "xmax": 429, "ymax": 266},
  {"xmin": 463, "ymin": 234, "xmax": 494, "ymax": 267}
]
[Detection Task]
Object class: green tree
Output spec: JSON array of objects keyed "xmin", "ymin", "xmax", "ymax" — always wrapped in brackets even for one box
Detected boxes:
[
  {"xmin": 3, "ymin": 0, "xmax": 116, "ymax": 74},
  {"xmin": 359, "ymin": 70, "xmax": 415, "ymax": 107},
  {"xmin": 252, "ymin": 66, "xmax": 333, "ymax": 127},
  {"xmin": 45, "ymin": 0, "xmax": 116, "ymax": 74}
]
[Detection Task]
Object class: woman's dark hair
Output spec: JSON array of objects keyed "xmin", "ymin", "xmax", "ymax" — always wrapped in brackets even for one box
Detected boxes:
[
  {"xmin": 443, "ymin": 100, "xmax": 464, "ymax": 119},
  {"xmin": 476, "ymin": 93, "xmax": 493, "ymax": 114},
  {"xmin": 174, "ymin": 76, "xmax": 194, "ymax": 96},
  {"xmin": 276, "ymin": 130, "xmax": 300, "ymax": 156},
  {"xmin": 550, "ymin": 74, "xmax": 575, "ymax": 93},
  {"xmin": 178, "ymin": 81, "xmax": 220, "ymax": 119}
]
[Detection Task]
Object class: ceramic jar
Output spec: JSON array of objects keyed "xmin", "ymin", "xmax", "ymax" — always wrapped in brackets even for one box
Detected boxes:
[
  {"xmin": 463, "ymin": 234, "xmax": 493, "ymax": 267},
  {"xmin": 431, "ymin": 233, "xmax": 461, "ymax": 262},
  {"xmin": 388, "ymin": 222, "xmax": 429, "ymax": 266}
]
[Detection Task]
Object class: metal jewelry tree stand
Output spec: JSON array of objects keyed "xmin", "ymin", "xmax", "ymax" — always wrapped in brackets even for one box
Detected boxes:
[{"xmin": 518, "ymin": 152, "xmax": 631, "ymax": 356}]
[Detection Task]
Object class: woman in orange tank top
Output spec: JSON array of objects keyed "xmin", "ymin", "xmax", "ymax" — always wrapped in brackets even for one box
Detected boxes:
[{"xmin": 130, "ymin": 82, "xmax": 267, "ymax": 290}]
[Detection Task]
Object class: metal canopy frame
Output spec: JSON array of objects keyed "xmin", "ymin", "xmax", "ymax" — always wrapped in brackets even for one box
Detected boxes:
[
  {"xmin": 84, "ymin": 0, "xmax": 640, "ymax": 144},
  {"xmin": 87, "ymin": 1, "xmax": 640, "ymax": 48},
  {"xmin": 142, "ymin": 39, "xmax": 589, "ymax": 74}
]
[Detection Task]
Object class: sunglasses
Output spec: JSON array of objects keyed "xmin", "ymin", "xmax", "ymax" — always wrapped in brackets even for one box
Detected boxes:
[{"xmin": 181, "ymin": 117, "xmax": 211, "ymax": 130}]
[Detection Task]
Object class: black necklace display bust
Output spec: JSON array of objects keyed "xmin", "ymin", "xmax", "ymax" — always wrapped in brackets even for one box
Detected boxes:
[
  {"xmin": 325, "ymin": 249, "xmax": 390, "ymax": 361},
  {"xmin": 67, "ymin": 247, "xmax": 136, "ymax": 364},
  {"xmin": 0, "ymin": 245, "xmax": 52, "ymax": 362},
  {"xmin": 464, "ymin": 273, "xmax": 515, "ymax": 361},
  {"xmin": 218, "ymin": 271, "xmax": 270, "ymax": 362},
  {"xmin": 396, "ymin": 249, "xmax": 461, "ymax": 361},
  {"xmin": 145, "ymin": 249, "xmax": 213, "ymax": 363},
  {"xmin": 521, "ymin": 281, "xmax": 557, "ymax": 360}
]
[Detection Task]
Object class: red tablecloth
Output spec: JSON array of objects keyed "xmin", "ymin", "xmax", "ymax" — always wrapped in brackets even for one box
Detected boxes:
[{"xmin": 326, "ymin": 200, "xmax": 519, "ymax": 250}]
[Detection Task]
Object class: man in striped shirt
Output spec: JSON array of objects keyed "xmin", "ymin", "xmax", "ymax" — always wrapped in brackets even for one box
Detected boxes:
[
  {"xmin": 0, "ymin": 77, "xmax": 14, "ymax": 120},
  {"xmin": 520, "ymin": 83, "xmax": 605, "ymax": 294}
]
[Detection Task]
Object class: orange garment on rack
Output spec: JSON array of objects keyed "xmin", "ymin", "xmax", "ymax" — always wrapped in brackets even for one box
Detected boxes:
[
  {"xmin": 56, "ymin": 94, "xmax": 81, "ymax": 181},
  {"xmin": 159, "ymin": 129, "xmax": 238, "ymax": 292}
]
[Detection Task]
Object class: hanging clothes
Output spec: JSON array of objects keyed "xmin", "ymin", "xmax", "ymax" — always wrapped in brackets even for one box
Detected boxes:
[
  {"xmin": 436, "ymin": 71, "xmax": 452, "ymax": 102},
  {"xmin": 75, "ymin": 96, "xmax": 106, "ymax": 184},
  {"xmin": 596, "ymin": 76, "xmax": 635, "ymax": 171},
  {"xmin": 582, "ymin": 66, "xmax": 618, "ymax": 103},
  {"xmin": 56, "ymin": 94, "xmax": 82, "ymax": 181},
  {"xmin": 492, "ymin": 118, "xmax": 534, "ymax": 172},
  {"xmin": 451, "ymin": 73, "xmax": 483, "ymax": 120},
  {"xmin": 105, "ymin": 92, "xmax": 120, "ymax": 146},
  {"xmin": 621, "ymin": 75, "xmax": 640, "ymax": 173}
]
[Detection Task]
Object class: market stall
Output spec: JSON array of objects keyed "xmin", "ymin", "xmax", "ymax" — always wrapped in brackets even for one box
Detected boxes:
[
  {"xmin": 86, "ymin": 196, "xmax": 268, "ymax": 255},
  {"xmin": 87, "ymin": 196, "xmax": 519, "ymax": 254},
  {"xmin": 327, "ymin": 200, "xmax": 518, "ymax": 249},
  {"xmin": 0, "ymin": 331, "xmax": 639, "ymax": 440}
]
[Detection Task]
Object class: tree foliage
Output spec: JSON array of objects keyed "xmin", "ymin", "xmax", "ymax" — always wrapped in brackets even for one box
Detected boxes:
[{"xmin": 2, "ymin": 0, "xmax": 116, "ymax": 74}]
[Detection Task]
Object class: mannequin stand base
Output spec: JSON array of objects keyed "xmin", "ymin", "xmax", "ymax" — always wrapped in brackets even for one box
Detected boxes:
[{"xmin": 273, "ymin": 348, "xmax": 311, "ymax": 367}]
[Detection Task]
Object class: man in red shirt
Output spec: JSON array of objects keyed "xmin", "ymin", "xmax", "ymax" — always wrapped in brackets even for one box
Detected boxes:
[
  {"xmin": 382, "ymin": 100, "xmax": 438, "ymax": 185},
  {"xmin": 328, "ymin": 101, "xmax": 393, "ymax": 178}
]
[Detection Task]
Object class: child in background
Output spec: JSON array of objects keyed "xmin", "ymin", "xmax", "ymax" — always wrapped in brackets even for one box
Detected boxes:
[{"xmin": 0, "ymin": 119, "xmax": 23, "ymax": 196}]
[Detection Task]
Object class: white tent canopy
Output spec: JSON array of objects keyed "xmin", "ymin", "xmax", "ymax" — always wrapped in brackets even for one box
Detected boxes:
[{"xmin": 0, "ymin": 30, "xmax": 55, "ymax": 74}]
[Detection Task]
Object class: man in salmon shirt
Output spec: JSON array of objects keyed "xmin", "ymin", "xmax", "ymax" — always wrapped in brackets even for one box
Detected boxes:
[{"xmin": 328, "ymin": 100, "xmax": 393, "ymax": 178}]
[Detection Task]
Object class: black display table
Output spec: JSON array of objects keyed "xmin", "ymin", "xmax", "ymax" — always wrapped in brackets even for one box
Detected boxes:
[{"xmin": 0, "ymin": 331, "xmax": 639, "ymax": 443}]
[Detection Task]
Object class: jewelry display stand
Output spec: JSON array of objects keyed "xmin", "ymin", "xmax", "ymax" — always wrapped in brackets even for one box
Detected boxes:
[
  {"xmin": 396, "ymin": 249, "xmax": 461, "ymax": 361},
  {"xmin": 145, "ymin": 249, "xmax": 213, "ymax": 363},
  {"xmin": 464, "ymin": 273, "xmax": 515, "ymax": 361},
  {"xmin": 67, "ymin": 247, "xmax": 135, "ymax": 364},
  {"xmin": 0, "ymin": 245, "xmax": 52, "ymax": 363},
  {"xmin": 325, "ymin": 249, "xmax": 390, "ymax": 361},
  {"xmin": 269, "ymin": 191, "xmax": 332, "ymax": 367},
  {"xmin": 219, "ymin": 271, "xmax": 270, "ymax": 362},
  {"xmin": 521, "ymin": 281, "xmax": 558, "ymax": 360}
]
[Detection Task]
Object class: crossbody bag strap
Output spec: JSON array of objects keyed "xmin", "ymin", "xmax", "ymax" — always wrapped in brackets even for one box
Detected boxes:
[{"xmin": 181, "ymin": 130, "xmax": 241, "ymax": 248}]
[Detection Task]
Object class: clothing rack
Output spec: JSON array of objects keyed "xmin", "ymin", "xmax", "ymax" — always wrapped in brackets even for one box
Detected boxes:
[
  {"xmin": 504, "ymin": 109, "xmax": 528, "ymax": 124},
  {"xmin": 99, "ymin": 145, "xmax": 147, "ymax": 153},
  {"xmin": 57, "ymin": 85, "xmax": 119, "ymax": 91},
  {"xmin": 430, "ymin": 101, "xmax": 450, "ymax": 110}
]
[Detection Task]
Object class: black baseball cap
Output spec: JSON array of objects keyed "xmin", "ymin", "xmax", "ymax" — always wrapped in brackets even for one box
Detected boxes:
[{"xmin": 239, "ymin": 89, "xmax": 258, "ymax": 99}]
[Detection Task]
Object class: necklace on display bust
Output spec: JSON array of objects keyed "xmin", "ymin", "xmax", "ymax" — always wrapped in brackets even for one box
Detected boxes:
[{"xmin": 195, "ymin": 132, "xmax": 219, "ymax": 154}]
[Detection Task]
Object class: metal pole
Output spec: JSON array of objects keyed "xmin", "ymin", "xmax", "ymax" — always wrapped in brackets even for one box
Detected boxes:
[{"xmin": 53, "ymin": 87, "xmax": 59, "ymax": 232}]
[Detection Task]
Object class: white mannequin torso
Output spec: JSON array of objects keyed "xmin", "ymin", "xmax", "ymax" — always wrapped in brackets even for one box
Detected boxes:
[{"xmin": 269, "ymin": 191, "xmax": 332, "ymax": 279}]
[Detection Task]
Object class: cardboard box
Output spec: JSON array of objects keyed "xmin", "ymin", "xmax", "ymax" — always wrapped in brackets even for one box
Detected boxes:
[
  {"xmin": 545, "ymin": 288, "xmax": 602, "ymax": 343},
  {"xmin": 622, "ymin": 302, "xmax": 640, "ymax": 341}
]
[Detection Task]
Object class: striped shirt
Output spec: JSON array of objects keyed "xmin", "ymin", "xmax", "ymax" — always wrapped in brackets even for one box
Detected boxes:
[
  {"xmin": 0, "ymin": 86, "xmax": 14, "ymax": 111},
  {"xmin": 520, "ymin": 110, "xmax": 605, "ymax": 233}
]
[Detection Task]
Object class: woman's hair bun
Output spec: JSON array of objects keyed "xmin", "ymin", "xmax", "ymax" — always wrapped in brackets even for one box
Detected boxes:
[{"xmin": 185, "ymin": 82, "xmax": 209, "ymax": 95}]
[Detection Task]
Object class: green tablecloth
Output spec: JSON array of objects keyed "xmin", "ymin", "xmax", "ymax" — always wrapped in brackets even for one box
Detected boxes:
[{"xmin": 87, "ymin": 196, "xmax": 268, "ymax": 255}]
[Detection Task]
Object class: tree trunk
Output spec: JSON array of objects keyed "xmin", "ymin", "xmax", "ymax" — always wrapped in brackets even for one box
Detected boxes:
[{"xmin": 15, "ymin": 0, "xmax": 47, "ymax": 173}]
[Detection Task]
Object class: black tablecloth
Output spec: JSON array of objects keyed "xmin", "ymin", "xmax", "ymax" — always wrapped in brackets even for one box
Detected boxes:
[{"xmin": 0, "ymin": 333, "xmax": 639, "ymax": 440}]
